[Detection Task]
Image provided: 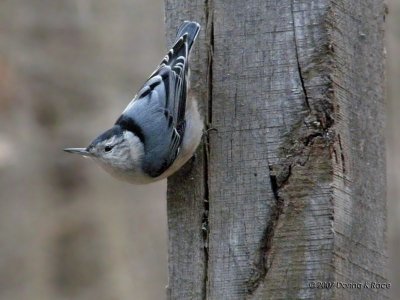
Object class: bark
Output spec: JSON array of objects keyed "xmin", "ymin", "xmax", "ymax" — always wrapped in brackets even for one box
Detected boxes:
[{"xmin": 166, "ymin": 0, "xmax": 387, "ymax": 299}]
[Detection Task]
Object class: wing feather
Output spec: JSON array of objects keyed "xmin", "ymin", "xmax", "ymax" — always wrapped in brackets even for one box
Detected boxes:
[{"xmin": 117, "ymin": 22, "xmax": 200, "ymax": 177}]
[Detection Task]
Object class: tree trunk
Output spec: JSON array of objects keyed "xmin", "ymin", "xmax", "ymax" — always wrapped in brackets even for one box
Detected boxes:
[{"xmin": 165, "ymin": 0, "xmax": 387, "ymax": 299}]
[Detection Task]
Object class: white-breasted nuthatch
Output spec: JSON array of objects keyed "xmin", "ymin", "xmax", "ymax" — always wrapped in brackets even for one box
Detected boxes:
[{"xmin": 64, "ymin": 21, "xmax": 203, "ymax": 184}]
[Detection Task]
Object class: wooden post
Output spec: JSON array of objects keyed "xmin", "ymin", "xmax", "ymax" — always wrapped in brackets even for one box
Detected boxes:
[{"xmin": 165, "ymin": 0, "xmax": 387, "ymax": 299}]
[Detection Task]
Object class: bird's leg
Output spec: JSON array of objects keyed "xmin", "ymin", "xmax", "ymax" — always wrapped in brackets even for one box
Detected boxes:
[{"xmin": 203, "ymin": 125, "xmax": 218, "ymax": 138}]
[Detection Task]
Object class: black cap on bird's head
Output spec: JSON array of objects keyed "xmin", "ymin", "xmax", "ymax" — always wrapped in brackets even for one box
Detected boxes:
[
  {"xmin": 63, "ymin": 122, "xmax": 147, "ymax": 183},
  {"xmin": 64, "ymin": 125, "xmax": 124, "ymax": 157}
]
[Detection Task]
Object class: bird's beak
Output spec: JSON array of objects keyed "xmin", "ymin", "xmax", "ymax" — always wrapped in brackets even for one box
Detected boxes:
[{"xmin": 63, "ymin": 147, "xmax": 92, "ymax": 157}]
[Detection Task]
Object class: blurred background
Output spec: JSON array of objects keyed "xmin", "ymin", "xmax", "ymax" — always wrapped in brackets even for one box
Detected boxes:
[
  {"xmin": 0, "ymin": 1, "xmax": 398, "ymax": 299},
  {"xmin": 0, "ymin": 1, "xmax": 167, "ymax": 299}
]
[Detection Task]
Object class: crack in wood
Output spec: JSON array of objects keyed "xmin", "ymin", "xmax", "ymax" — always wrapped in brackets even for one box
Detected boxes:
[
  {"xmin": 246, "ymin": 166, "xmax": 291, "ymax": 296},
  {"xmin": 234, "ymin": 84, "xmax": 238, "ymax": 118},
  {"xmin": 201, "ymin": 138, "xmax": 210, "ymax": 300},
  {"xmin": 337, "ymin": 134, "xmax": 346, "ymax": 174},
  {"xmin": 291, "ymin": 0, "xmax": 311, "ymax": 112},
  {"xmin": 246, "ymin": 129, "xmax": 333, "ymax": 296},
  {"xmin": 246, "ymin": 4, "xmax": 337, "ymax": 296},
  {"xmin": 202, "ymin": 1, "xmax": 214, "ymax": 299}
]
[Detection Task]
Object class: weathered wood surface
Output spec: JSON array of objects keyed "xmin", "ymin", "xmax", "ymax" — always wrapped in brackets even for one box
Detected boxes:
[{"xmin": 166, "ymin": 0, "xmax": 387, "ymax": 299}]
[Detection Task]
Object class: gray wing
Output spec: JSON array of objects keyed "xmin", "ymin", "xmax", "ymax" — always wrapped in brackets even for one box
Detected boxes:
[{"xmin": 116, "ymin": 21, "xmax": 200, "ymax": 177}]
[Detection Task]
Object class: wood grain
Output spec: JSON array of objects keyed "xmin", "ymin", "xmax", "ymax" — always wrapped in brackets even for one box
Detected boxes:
[{"xmin": 166, "ymin": 0, "xmax": 387, "ymax": 299}]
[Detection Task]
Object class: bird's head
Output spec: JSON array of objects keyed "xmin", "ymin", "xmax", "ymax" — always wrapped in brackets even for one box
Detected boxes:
[{"xmin": 64, "ymin": 125, "xmax": 145, "ymax": 180}]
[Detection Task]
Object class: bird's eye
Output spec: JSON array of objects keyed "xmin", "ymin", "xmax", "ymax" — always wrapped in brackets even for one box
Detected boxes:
[{"xmin": 104, "ymin": 145, "xmax": 113, "ymax": 152}]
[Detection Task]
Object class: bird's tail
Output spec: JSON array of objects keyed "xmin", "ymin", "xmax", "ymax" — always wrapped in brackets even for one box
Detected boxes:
[{"xmin": 175, "ymin": 21, "xmax": 200, "ymax": 52}]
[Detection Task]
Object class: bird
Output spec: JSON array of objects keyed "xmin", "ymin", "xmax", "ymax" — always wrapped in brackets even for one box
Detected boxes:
[{"xmin": 64, "ymin": 21, "xmax": 203, "ymax": 184}]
